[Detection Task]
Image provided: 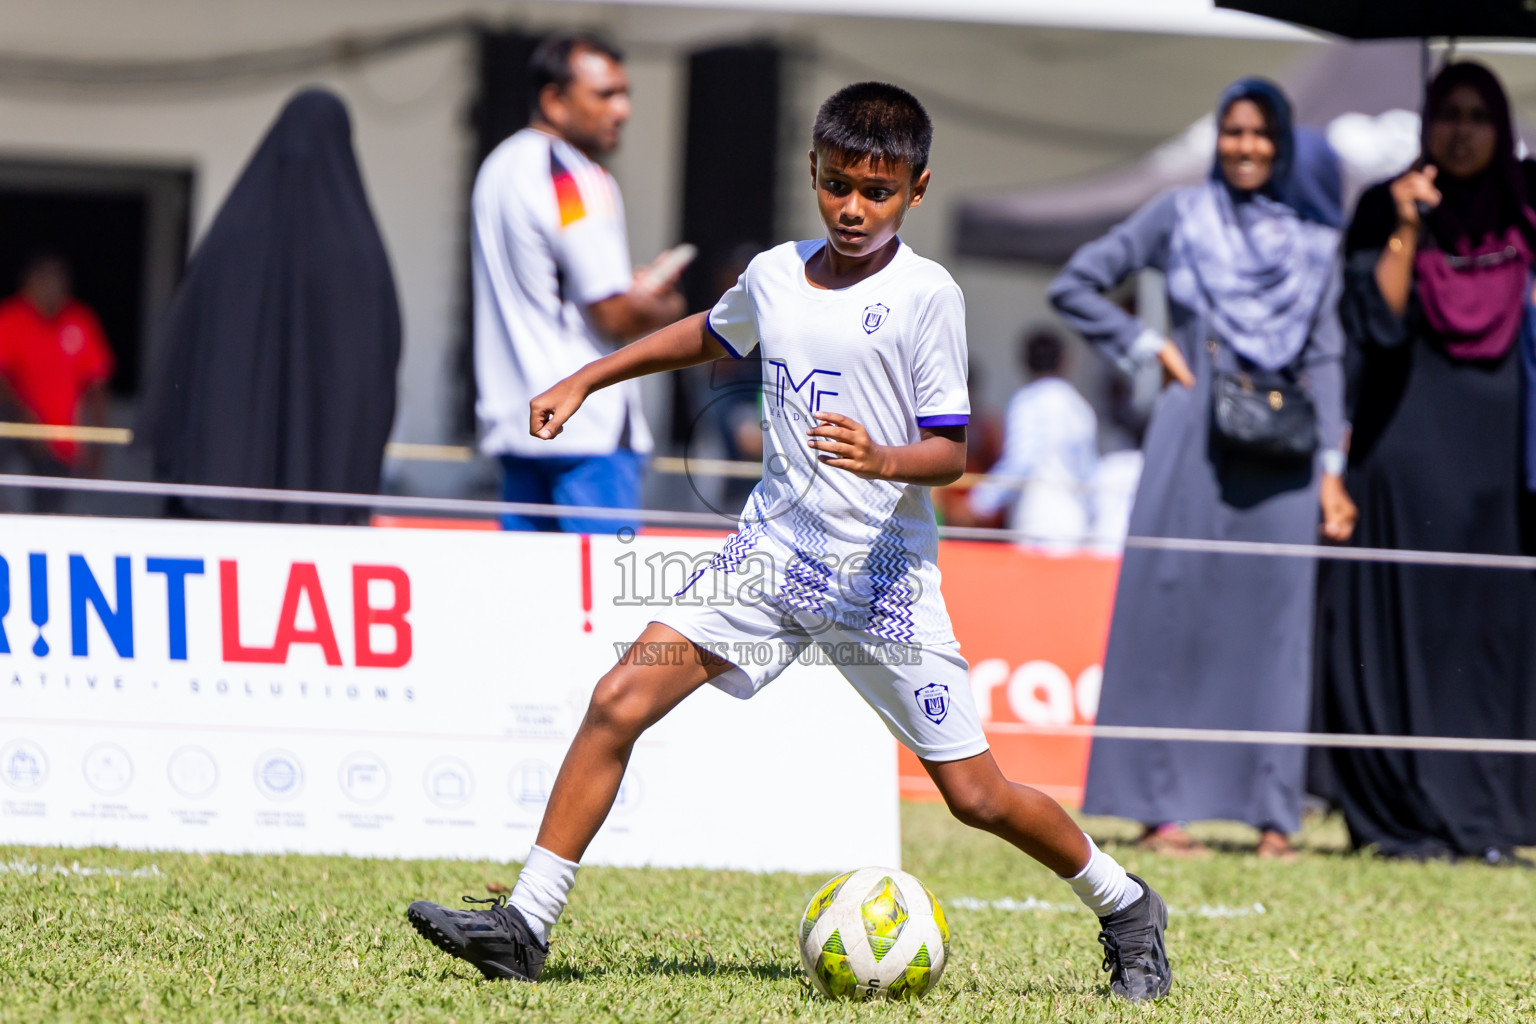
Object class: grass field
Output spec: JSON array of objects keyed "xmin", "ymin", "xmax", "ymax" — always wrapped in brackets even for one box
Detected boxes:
[{"xmin": 3, "ymin": 804, "xmax": 1533, "ymax": 1023}]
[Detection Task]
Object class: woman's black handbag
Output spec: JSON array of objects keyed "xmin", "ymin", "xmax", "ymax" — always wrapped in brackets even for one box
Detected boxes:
[{"xmin": 1210, "ymin": 363, "xmax": 1317, "ymax": 463}]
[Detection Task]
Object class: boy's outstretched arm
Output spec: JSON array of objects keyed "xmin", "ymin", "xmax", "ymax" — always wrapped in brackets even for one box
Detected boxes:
[
  {"xmin": 530, "ymin": 312, "xmax": 725, "ymax": 440},
  {"xmin": 808, "ymin": 411, "xmax": 966, "ymax": 487}
]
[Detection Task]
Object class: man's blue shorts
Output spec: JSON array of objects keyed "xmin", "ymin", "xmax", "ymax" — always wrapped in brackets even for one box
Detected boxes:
[{"xmin": 497, "ymin": 450, "xmax": 644, "ymax": 534}]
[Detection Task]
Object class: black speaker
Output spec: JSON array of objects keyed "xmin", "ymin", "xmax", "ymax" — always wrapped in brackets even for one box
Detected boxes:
[
  {"xmin": 679, "ymin": 44, "xmax": 782, "ymax": 315},
  {"xmin": 456, "ymin": 30, "xmax": 541, "ymax": 436},
  {"xmin": 673, "ymin": 45, "xmax": 782, "ymax": 448},
  {"xmin": 472, "ymin": 30, "xmax": 541, "ymax": 165}
]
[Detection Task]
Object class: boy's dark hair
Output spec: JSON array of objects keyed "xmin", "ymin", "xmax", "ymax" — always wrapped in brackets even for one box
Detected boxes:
[
  {"xmin": 529, "ymin": 33, "xmax": 624, "ymax": 109},
  {"xmin": 1022, "ymin": 327, "xmax": 1065, "ymax": 375},
  {"xmin": 812, "ymin": 82, "xmax": 932, "ymax": 179}
]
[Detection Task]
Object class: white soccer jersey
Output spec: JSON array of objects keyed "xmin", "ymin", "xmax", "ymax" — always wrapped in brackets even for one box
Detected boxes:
[
  {"xmin": 703, "ymin": 239, "xmax": 970, "ymax": 645},
  {"xmin": 472, "ymin": 128, "xmax": 653, "ymax": 457}
]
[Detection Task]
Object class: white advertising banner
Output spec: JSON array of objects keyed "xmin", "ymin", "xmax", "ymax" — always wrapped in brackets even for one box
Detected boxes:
[{"xmin": 0, "ymin": 515, "xmax": 899, "ymax": 872}]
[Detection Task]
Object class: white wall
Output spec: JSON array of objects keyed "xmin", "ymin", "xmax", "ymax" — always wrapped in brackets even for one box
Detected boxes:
[
  {"xmin": 0, "ymin": 19, "xmax": 473, "ymax": 460},
  {"xmin": 0, "ymin": 2, "xmax": 702, "ymax": 488},
  {"xmin": 11, "ymin": 3, "xmax": 1536, "ymax": 488},
  {"xmin": 54, "ymin": 4, "xmax": 1536, "ymax": 496}
]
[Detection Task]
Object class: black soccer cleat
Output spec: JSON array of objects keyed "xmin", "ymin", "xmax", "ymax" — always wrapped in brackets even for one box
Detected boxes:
[
  {"xmin": 406, "ymin": 894, "xmax": 548, "ymax": 982},
  {"xmin": 1095, "ymin": 874, "xmax": 1172, "ymax": 1002}
]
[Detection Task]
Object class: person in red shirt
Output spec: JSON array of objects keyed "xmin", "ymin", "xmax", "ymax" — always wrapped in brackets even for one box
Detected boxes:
[{"xmin": 0, "ymin": 253, "xmax": 114, "ymax": 508}]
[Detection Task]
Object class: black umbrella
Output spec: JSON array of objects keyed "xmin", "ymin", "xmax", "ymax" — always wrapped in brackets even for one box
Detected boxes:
[{"xmin": 1215, "ymin": 0, "xmax": 1536, "ymax": 40}]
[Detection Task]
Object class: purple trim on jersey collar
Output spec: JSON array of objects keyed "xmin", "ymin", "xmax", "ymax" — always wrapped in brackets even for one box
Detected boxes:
[
  {"xmin": 916, "ymin": 414, "xmax": 969, "ymax": 428},
  {"xmin": 705, "ymin": 319, "xmax": 746, "ymax": 360}
]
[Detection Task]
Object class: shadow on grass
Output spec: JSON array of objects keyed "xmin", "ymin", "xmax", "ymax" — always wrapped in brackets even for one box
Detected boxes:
[
  {"xmin": 1085, "ymin": 809, "xmax": 1357, "ymax": 861},
  {"xmin": 1014, "ymin": 979, "xmax": 1105, "ymax": 1002},
  {"xmin": 1094, "ymin": 836, "xmax": 1363, "ymax": 860},
  {"xmin": 548, "ymin": 954, "xmax": 1100, "ymax": 1002},
  {"xmin": 544, "ymin": 952, "xmax": 801, "ymax": 984}
]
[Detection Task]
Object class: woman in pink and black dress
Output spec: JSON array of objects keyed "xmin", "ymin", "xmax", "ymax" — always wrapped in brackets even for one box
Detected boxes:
[{"xmin": 1314, "ymin": 63, "xmax": 1536, "ymax": 864}]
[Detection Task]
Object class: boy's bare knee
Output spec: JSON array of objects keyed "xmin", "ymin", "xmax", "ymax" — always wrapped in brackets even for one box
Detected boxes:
[
  {"xmin": 585, "ymin": 670, "xmax": 653, "ymax": 739},
  {"xmin": 943, "ymin": 779, "xmax": 1009, "ymax": 832}
]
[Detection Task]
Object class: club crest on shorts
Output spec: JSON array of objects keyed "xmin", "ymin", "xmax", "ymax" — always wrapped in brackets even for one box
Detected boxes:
[
  {"xmin": 914, "ymin": 682, "xmax": 949, "ymax": 724},
  {"xmin": 862, "ymin": 303, "xmax": 890, "ymax": 334}
]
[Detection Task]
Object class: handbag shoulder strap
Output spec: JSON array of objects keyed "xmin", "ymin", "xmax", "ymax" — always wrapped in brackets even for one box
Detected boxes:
[{"xmin": 1208, "ymin": 335, "xmax": 1308, "ymax": 386}]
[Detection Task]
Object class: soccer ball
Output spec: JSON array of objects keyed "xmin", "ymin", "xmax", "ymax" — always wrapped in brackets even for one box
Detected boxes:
[{"xmin": 797, "ymin": 866, "xmax": 949, "ymax": 1000}]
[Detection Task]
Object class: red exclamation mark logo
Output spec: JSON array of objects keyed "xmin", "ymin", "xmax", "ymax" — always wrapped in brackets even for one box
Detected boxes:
[{"xmin": 580, "ymin": 534, "xmax": 593, "ymax": 633}]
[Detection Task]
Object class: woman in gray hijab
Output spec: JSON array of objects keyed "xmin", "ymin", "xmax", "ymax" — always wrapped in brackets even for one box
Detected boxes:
[{"xmin": 1050, "ymin": 80, "xmax": 1353, "ymax": 858}]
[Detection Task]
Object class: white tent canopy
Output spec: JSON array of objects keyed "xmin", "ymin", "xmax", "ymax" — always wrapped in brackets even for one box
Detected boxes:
[{"xmin": 599, "ymin": 0, "xmax": 1313, "ymax": 38}]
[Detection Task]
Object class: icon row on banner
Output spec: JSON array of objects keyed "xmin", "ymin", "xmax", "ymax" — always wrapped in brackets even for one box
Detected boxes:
[{"xmin": 0, "ymin": 739, "xmax": 645, "ymax": 812}]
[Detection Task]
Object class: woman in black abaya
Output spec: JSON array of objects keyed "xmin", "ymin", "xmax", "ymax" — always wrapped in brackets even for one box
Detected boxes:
[
  {"xmin": 143, "ymin": 88, "xmax": 401, "ymax": 523},
  {"xmin": 1315, "ymin": 62, "xmax": 1536, "ymax": 863}
]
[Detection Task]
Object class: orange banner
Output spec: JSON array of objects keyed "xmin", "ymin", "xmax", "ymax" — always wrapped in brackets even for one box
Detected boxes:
[{"xmin": 900, "ymin": 542, "xmax": 1120, "ymax": 807}]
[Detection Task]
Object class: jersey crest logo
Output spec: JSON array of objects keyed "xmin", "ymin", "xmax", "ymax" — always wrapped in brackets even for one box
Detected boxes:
[
  {"xmin": 862, "ymin": 303, "xmax": 890, "ymax": 334},
  {"xmin": 914, "ymin": 682, "xmax": 949, "ymax": 724}
]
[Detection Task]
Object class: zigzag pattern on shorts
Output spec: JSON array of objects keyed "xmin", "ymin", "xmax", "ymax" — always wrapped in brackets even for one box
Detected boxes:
[
  {"xmin": 861, "ymin": 497, "xmax": 919, "ymax": 644},
  {"xmin": 779, "ymin": 549, "xmax": 834, "ymax": 614},
  {"xmin": 710, "ymin": 493, "xmax": 768, "ymax": 576},
  {"xmin": 775, "ymin": 490, "xmax": 833, "ymax": 615}
]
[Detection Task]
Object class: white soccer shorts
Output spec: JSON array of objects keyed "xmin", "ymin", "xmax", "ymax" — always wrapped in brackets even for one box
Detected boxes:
[{"xmin": 650, "ymin": 595, "xmax": 989, "ymax": 763}]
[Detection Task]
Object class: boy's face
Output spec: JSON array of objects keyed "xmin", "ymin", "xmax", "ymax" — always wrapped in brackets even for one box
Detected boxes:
[{"xmin": 809, "ymin": 148, "xmax": 929, "ymax": 259}]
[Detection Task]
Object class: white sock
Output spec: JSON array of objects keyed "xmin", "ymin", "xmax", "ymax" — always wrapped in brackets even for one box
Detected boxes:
[
  {"xmin": 1061, "ymin": 834, "xmax": 1142, "ymax": 918},
  {"xmin": 509, "ymin": 845, "xmax": 579, "ymax": 946}
]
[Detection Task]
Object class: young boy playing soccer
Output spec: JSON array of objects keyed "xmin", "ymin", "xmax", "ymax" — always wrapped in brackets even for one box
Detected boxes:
[{"xmin": 406, "ymin": 82, "xmax": 1172, "ymax": 1003}]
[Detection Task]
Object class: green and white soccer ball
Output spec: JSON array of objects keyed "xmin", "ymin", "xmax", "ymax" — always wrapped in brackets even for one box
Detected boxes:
[{"xmin": 797, "ymin": 866, "xmax": 949, "ymax": 1000}]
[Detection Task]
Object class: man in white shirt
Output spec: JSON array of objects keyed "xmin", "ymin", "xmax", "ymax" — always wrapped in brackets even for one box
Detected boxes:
[
  {"xmin": 968, "ymin": 327, "xmax": 1099, "ymax": 550},
  {"xmin": 472, "ymin": 34, "xmax": 684, "ymax": 532}
]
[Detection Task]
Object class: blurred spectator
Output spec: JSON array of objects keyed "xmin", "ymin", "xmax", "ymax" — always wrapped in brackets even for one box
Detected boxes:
[
  {"xmin": 1087, "ymin": 449, "xmax": 1142, "ymax": 552},
  {"xmin": 142, "ymin": 89, "xmax": 400, "ymax": 523},
  {"xmin": 1314, "ymin": 62, "xmax": 1536, "ymax": 864},
  {"xmin": 0, "ymin": 251, "xmax": 114, "ymax": 511},
  {"xmin": 966, "ymin": 327, "xmax": 1096, "ymax": 549},
  {"xmin": 1086, "ymin": 374, "xmax": 1148, "ymax": 552},
  {"xmin": 932, "ymin": 362, "xmax": 1003, "ymax": 526},
  {"xmin": 473, "ymin": 33, "xmax": 685, "ymax": 533},
  {"xmin": 1051, "ymin": 81, "xmax": 1350, "ymax": 859},
  {"xmin": 1099, "ymin": 369, "xmax": 1149, "ymax": 454},
  {"xmin": 702, "ymin": 243, "xmax": 766, "ymax": 511}
]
